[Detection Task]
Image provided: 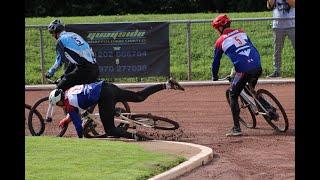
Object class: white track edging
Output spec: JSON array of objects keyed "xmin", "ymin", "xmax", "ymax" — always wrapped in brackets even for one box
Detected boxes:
[
  {"xmin": 92, "ymin": 138, "xmax": 213, "ymax": 179},
  {"xmin": 25, "ymin": 78, "xmax": 295, "ymax": 91},
  {"xmin": 148, "ymin": 141, "xmax": 213, "ymax": 180}
]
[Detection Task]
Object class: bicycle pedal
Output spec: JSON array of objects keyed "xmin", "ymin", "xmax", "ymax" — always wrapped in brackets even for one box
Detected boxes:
[{"xmin": 46, "ymin": 117, "xmax": 53, "ymax": 122}]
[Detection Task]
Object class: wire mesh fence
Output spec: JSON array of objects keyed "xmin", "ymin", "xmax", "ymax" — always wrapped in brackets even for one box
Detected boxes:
[{"xmin": 25, "ymin": 17, "xmax": 295, "ymax": 84}]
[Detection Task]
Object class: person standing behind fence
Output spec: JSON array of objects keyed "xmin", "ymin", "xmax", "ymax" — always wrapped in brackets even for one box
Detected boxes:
[
  {"xmin": 267, "ymin": 0, "xmax": 295, "ymax": 78},
  {"xmin": 45, "ymin": 19, "xmax": 99, "ymax": 91}
]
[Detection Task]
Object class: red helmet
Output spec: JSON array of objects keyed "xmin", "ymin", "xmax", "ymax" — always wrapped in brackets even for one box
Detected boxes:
[{"xmin": 211, "ymin": 14, "xmax": 231, "ymax": 29}]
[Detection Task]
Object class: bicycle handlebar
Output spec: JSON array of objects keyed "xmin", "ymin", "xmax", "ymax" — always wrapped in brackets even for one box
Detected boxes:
[
  {"xmin": 46, "ymin": 76, "xmax": 63, "ymax": 85},
  {"xmin": 217, "ymin": 75, "xmax": 232, "ymax": 82}
]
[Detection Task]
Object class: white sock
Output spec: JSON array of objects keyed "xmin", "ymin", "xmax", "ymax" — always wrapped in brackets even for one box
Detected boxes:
[{"xmin": 165, "ymin": 81, "xmax": 171, "ymax": 89}]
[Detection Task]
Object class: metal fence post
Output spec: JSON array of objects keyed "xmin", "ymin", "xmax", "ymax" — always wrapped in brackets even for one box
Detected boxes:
[
  {"xmin": 186, "ymin": 21, "xmax": 192, "ymax": 81},
  {"xmin": 39, "ymin": 28, "xmax": 45, "ymax": 84}
]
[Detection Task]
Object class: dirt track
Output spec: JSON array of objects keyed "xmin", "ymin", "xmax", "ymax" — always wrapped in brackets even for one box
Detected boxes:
[{"xmin": 25, "ymin": 83, "xmax": 295, "ymax": 179}]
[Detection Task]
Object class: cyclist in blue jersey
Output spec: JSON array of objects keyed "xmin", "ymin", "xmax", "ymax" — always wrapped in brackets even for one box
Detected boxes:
[
  {"xmin": 45, "ymin": 19, "xmax": 99, "ymax": 91},
  {"xmin": 211, "ymin": 14, "xmax": 263, "ymax": 137},
  {"xmin": 48, "ymin": 79, "xmax": 184, "ymax": 140}
]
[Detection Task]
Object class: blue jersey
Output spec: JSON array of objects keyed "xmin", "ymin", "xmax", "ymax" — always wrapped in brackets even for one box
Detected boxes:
[
  {"xmin": 48, "ymin": 31, "xmax": 97, "ymax": 76},
  {"xmin": 212, "ymin": 28, "xmax": 261, "ymax": 77},
  {"xmin": 63, "ymin": 81, "xmax": 103, "ymax": 135}
]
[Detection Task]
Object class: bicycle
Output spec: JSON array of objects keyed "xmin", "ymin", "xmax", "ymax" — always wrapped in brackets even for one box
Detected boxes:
[
  {"xmin": 27, "ymin": 77, "xmax": 130, "ymax": 137},
  {"xmin": 81, "ymin": 107, "xmax": 180, "ymax": 139},
  {"xmin": 222, "ymin": 75, "xmax": 289, "ymax": 132}
]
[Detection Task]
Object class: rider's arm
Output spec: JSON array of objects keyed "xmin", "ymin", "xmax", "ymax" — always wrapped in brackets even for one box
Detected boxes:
[
  {"xmin": 212, "ymin": 47, "xmax": 223, "ymax": 79},
  {"xmin": 47, "ymin": 44, "xmax": 64, "ymax": 77},
  {"xmin": 65, "ymin": 105, "xmax": 83, "ymax": 138},
  {"xmin": 212, "ymin": 36, "xmax": 224, "ymax": 79}
]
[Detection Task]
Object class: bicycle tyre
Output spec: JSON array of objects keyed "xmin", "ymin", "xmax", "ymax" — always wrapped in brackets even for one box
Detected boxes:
[
  {"xmin": 225, "ymin": 89, "xmax": 257, "ymax": 128},
  {"xmin": 25, "ymin": 104, "xmax": 43, "ymax": 119},
  {"xmin": 28, "ymin": 98, "xmax": 47, "ymax": 136},
  {"xmin": 128, "ymin": 114, "xmax": 179, "ymax": 130},
  {"xmin": 83, "ymin": 101, "xmax": 131, "ymax": 138},
  {"xmin": 256, "ymin": 89, "xmax": 289, "ymax": 132},
  {"xmin": 28, "ymin": 96, "xmax": 68, "ymax": 137},
  {"xmin": 25, "ymin": 104, "xmax": 44, "ymax": 135},
  {"xmin": 25, "ymin": 104, "xmax": 32, "ymax": 110}
]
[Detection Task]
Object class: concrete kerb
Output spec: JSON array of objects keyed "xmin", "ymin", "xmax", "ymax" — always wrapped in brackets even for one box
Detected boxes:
[
  {"xmin": 25, "ymin": 78, "xmax": 295, "ymax": 91},
  {"xmin": 147, "ymin": 141, "xmax": 213, "ymax": 180},
  {"xmin": 93, "ymin": 138, "xmax": 213, "ymax": 180}
]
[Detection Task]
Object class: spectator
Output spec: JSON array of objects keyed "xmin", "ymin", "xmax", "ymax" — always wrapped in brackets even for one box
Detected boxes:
[{"xmin": 267, "ymin": 0, "xmax": 295, "ymax": 78}]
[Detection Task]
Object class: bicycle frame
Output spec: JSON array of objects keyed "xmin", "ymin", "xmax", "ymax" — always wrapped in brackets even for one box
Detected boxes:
[
  {"xmin": 241, "ymin": 85, "xmax": 270, "ymax": 116},
  {"xmin": 220, "ymin": 75, "xmax": 270, "ymax": 117},
  {"xmin": 84, "ymin": 112, "xmax": 156, "ymax": 129}
]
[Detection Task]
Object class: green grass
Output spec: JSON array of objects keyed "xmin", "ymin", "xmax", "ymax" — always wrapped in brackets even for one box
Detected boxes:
[
  {"xmin": 25, "ymin": 12, "xmax": 295, "ymax": 84},
  {"xmin": 25, "ymin": 136, "xmax": 185, "ymax": 180}
]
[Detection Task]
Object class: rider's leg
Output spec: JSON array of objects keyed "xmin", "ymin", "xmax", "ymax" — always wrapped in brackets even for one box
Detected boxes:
[
  {"xmin": 247, "ymin": 67, "xmax": 262, "ymax": 89},
  {"xmin": 242, "ymin": 67, "xmax": 262, "ymax": 97},
  {"xmin": 57, "ymin": 63, "xmax": 99, "ymax": 91},
  {"xmin": 247, "ymin": 68, "xmax": 272, "ymax": 109},
  {"xmin": 113, "ymin": 83, "xmax": 167, "ymax": 103},
  {"xmin": 98, "ymin": 83, "xmax": 135, "ymax": 139},
  {"xmin": 229, "ymin": 72, "xmax": 249, "ymax": 132}
]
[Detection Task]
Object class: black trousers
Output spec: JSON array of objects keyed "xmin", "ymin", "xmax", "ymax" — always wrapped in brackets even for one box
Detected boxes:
[
  {"xmin": 228, "ymin": 67, "xmax": 262, "ymax": 130},
  {"xmin": 57, "ymin": 62, "xmax": 99, "ymax": 91},
  {"xmin": 98, "ymin": 82, "xmax": 166, "ymax": 138}
]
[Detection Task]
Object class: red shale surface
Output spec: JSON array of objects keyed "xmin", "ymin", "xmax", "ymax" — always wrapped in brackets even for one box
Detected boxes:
[{"xmin": 25, "ymin": 83, "xmax": 295, "ymax": 179}]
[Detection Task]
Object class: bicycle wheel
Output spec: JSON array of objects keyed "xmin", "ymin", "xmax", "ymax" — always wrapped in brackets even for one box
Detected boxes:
[
  {"xmin": 256, "ymin": 89, "xmax": 289, "ymax": 132},
  {"xmin": 127, "ymin": 114, "xmax": 179, "ymax": 130},
  {"xmin": 25, "ymin": 104, "xmax": 44, "ymax": 136},
  {"xmin": 226, "ymin": 89, "xmax": 257, "ymax": 128},
  {"xmin": 28, "ymin": 96, "xmax": 68, "ymax": 137},
  {"xmin": 83, "ymin": 101, "xmax": 130, "ymax": 138}
]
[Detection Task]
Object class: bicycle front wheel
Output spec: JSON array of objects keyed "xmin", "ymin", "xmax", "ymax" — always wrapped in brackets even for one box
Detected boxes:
[
  {"xmin": 128, "ymin": 114, "xmax": 179, "ymax": 130},
  {"xmin": 226, "ymin": 89, "xmax": 257, "ymax": 128},
  {"xmin": 25, "ymin": 104, "xmax": 44, "ymax": 136},
  {"xmin": 28, "ymin": 96, "xmax": 68, "ymax": 137},
  {"xmin": 256, "ymin": 89, "xmax": 289, "ymax": 132}
]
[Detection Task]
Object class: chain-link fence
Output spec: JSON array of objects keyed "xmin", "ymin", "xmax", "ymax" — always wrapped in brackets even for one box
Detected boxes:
[{"xmin": 25, "ymin": 17, "xmax": 295, "ymax": 84}]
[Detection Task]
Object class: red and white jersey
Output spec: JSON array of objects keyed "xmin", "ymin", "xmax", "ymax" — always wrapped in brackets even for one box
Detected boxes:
[{"xmin": 212, "ymin": 28, "xmax": 261, "ymax": 77}]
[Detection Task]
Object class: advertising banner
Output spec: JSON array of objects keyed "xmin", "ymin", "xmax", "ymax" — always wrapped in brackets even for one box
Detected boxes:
[{"xmin": 66, "ymin": 22, "xmax": 170, "ymax": 78}]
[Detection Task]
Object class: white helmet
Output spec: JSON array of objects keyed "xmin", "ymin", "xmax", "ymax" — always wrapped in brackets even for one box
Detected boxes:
[{"xmin": 49, "ymin": 89, "xmax": 64, "ymax": 106}]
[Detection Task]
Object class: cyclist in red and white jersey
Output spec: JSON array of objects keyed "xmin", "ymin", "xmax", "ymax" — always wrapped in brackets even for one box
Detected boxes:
[{"xmin": 211, "ymin": 14, "xmax": 263, "ymax": 136}]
